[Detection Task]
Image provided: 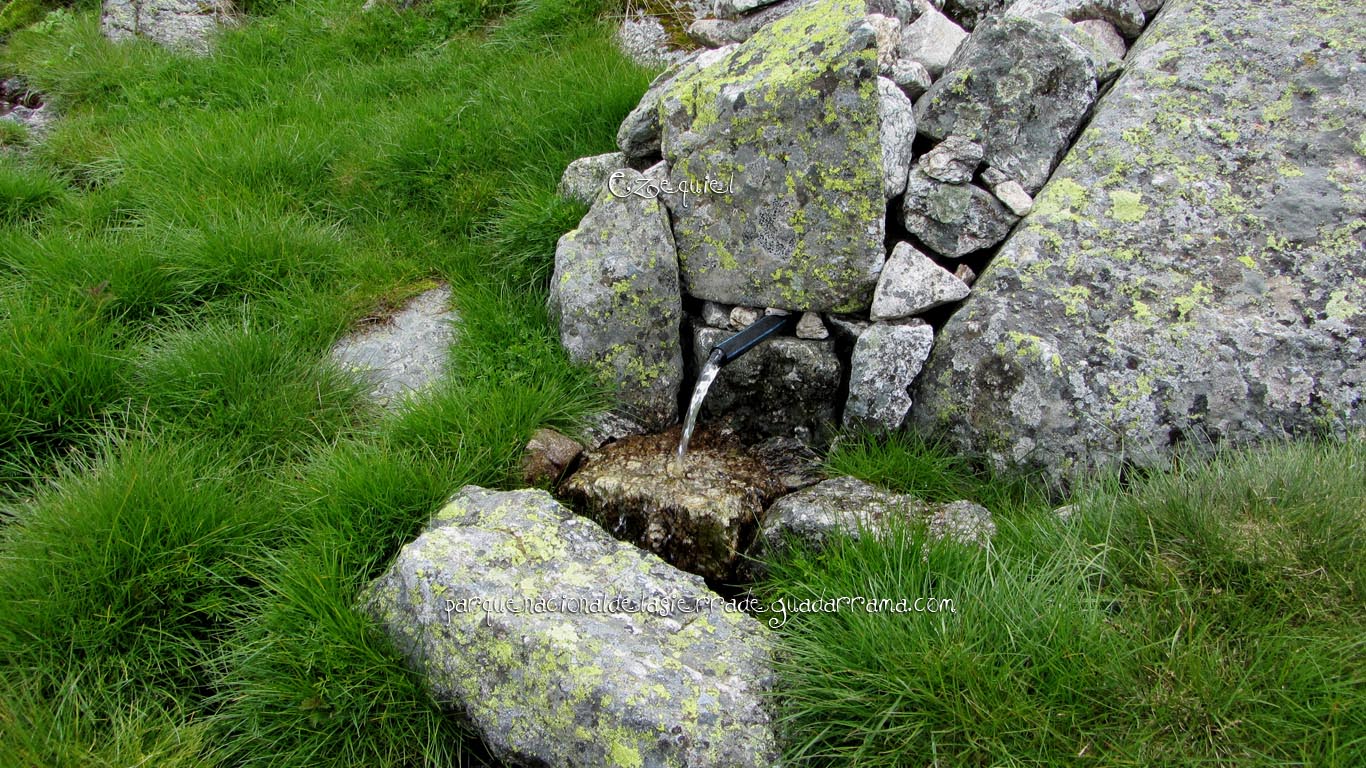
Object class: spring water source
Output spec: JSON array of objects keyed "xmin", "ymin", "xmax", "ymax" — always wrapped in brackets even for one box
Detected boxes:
[{"xmin": 674, "ymin": 348, "xmax": 726, "ymax": 472}]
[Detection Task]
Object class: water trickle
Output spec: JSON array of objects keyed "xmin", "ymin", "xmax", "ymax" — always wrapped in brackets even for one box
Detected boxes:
[{"xmin": 675, "ymin": 348, "xmax": 726, "ymax": 472}]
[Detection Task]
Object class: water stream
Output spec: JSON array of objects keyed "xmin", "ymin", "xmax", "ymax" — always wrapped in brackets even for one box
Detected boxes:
[{"xmin": 674, "ymin": 348, "xmax": 726, "ymax": 473}]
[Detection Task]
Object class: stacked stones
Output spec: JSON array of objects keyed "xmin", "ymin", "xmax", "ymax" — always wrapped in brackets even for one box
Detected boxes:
[{"xmin": 553, "ymin": 0, "xmax": 1160, "ymax": 439}]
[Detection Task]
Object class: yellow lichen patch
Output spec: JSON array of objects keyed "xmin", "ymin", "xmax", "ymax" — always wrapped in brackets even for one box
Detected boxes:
[{"xmin": 1107, "ymin": 190, "xmax": 1148, "ymax": 223}]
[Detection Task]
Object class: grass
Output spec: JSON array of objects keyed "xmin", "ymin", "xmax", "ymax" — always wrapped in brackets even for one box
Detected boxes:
[
  {"xmin": 0, "ymin": 0, "xmax": 1361, "ymax": 765},
  {"xmin": 761, "ymin": 436, "xmax": 1366, "ymax": 766},
  {"xmin": 1, "ymin": 0, "xmax": 643, "ymax": 763}
]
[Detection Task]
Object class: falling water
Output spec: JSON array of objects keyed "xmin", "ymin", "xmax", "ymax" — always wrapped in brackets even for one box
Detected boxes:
[{"xmin": 675, "ymin": 348, "xmax": 726, "ymax": 472}]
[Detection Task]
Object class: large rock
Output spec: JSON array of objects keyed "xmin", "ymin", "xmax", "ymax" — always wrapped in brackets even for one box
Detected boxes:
[
  {"xmin": 657, "ymin": 0, "xmax": 886, "ymax": 311},
  {"xmin": 915, "ymin": 13, "xmax": 1097, "ymax": 193},
  {"xmin": 911, "ymin": 0, "xmax": 1366, "ymax": 486},
  {"xmin": 363, "ymin": 486, "xmax": 778, "ymax": 768},
  {"xmin": 551, "ymin": 170, "xmax": 684, "ymax": 430},
  {"xmin": 101, "ymin": 0, "xmax": 236, "ymax": 54},
  {"xmin": 844, "ymin": 320, "xmax": 935, "ymax": 430},
  {"xmin": 560, "ymin": 428, "xmax": 786, "ymax": 581},
  {"xmin": 693, "ymin": 326, "xmax": 843, "ymax": 441},
  {"xmin": 618, "ymin": 47, "xmax": 736, "ymax": 165}
]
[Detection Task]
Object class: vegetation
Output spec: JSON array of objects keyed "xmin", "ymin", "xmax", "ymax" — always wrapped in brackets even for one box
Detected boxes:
[
  {"xmin": 762, "ymin": 436, "xmax": 1366, "ymax": 765},
  {"xmin": 1, "ymin": 0, "xmax": 637, "ymax": 763},
  {"xmin": 1, "ymin": 1, "xmax": 1361, "ymax": 766}
]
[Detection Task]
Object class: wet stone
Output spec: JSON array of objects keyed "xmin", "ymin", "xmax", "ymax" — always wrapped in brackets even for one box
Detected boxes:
[
  {"xmin": 692, "ymin": 326, "xmax": 843, "ymax": 443},
  {"xmin": 559, "ymin": 428, "xmax": 786, "ymax": 581}
]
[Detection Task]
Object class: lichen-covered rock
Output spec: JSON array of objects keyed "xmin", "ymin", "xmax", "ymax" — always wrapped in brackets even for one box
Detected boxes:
[
  {"xmin": 871, "ymin": 242, "xmax": 970, "ymax": 320},
  {"xmin": 693, "ymin": 326, "xmax": 843, "ymax": 441},
  {"xmin": 751, "ymin": 476, "xmax": 995, "ymax": 566},
  {"xmin": 557, "ymin": 152, "xmax": 626, "ymax": 205},
  {"xmin": 551, "ymin": 170, "xmax": 683, "ymax": 430},
  {"xmin": 618, "ymin": 46, "xmax": 736, "ymax": 165},
  {"xmin": 878, "ymin": 76, "xmax": 917, "ymax": 199},
  {"xmin": 902, "ymin": 165, "xmax": 1020, "ymax": 257},
  {"xmin": 1006, "ymin": 0, "xmax": 1145, "ymax": 38},
  {"xmin": 844, "ymin": 320, "xmax": 935, "ymax": 430},
  {"xmin": 329, "ymin": 285, "xmax": 456, "ymax": 407},
  {"xmin": 911, "ymin": 0, "xmax": 1366, "ymax": 487},
  {"xmin": 895, "ymin": 2, "xmax": 967, "ymax": 77},
  {"xmin": 560, "ymin": 429, "xmax": 786, "ymax": 581},
  {"xmin": 658, "ymin": 0, "xmax": 886, "ymax": 311},
  {"xmin": 687, "ymin": 0, "xmax": 812, "ymax": 49},
  {"xmin": 101, "ymin": 0, "xmax": 236, "ymax": 54},
  {"xmin": 362, "ymin": 486, "xmax": 778, "ymax": 768},
  {"xmin": 915, "ymin": 13, "xmax": 1097, "ymax": 193}
]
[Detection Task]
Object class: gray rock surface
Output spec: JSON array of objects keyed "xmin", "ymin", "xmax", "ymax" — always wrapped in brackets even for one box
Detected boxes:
[
  {"xmin": 693, "ymin": 326, "xmax": 843, "ymax": 441},
  {"xmin": 557, "ymin": 152, "xmax": 626, "ymax": 206},
  {"xmin": 687, "ymin": 0, "xmax": 811, "ymax": 48},
  {"xmin": 752, "ymin": 476, "xmax": 995, "ymax": 562},
  {"xmin": 618, "ymin": 46, "xmax": 736, "ymax": 165},
  {"xmin": 362, "ymin": 486, "xmax": 778, "ymax": 768},
  {"xmin": 1074, "ymin": 18, "xmax": 1127, "ymax": 58},
  {"xmin": 939, "ymin": 0, "xmax": 1010, "ymax": 29},
  {"xmin": 902, "ymin": 165, "xmax": 1020, "ymax": 257},
  {"xmin": 920, "ymin": 135, "xmax": 984, "ymax": 184},
  {"xmin": 878, "ymin": 76, "xmax": 917, "ymax": 199},
  {"xmin": 911, "ymin": 0, "xmax": 1366, "ymax": 486},
  {"xmin": 560, "ymin": 428, "xmax": 785, "ymax": 581},
  {"xmin": 871, "ymin": 242, "xmax": 971, "ymax": 320},
  {"xmin": 100, "ymin": 0, "xmax": 235, "ymax": 54},
  {"xmin": 1006, "ymin": 0, "xmax": 1144, "ymax": 38},
  {"xmin": 888, "ymin": 58, "xmax": 933, "ymax": 99},
  {"xmin": 658, "ymin": 0, "xmax": 886, "ymax": 311},
  {"xmin": 844, "ymin": 320, "xmax": 935, "ymax": 430},
  {"xmin": 895, "ymin": 3, "xmax": 967, "ymax": 77},
  {"xmin": 330, "ymin": 286, "xmax": 457, "ymax": 407},
  {"xmin": 866, "ymin": 13, "xmax": 904, "ymax": 73},
  {"xmin": 701, "ymin": 300, "xmax": 733, "ymax": 327},
  {"xmin": 795, "ymin": 311, "xmax": 830, "ymax": 339},
  {"xmin": 551, "ymin": 171, "xmax": 684, "ymax": 430},
  {"xmin": 617, "ymin": 10, "xmax": 689, "ymax": 69},
  {"xmin": 915, "ymin": 13, "xmax": 1097, "ymax": 193}
]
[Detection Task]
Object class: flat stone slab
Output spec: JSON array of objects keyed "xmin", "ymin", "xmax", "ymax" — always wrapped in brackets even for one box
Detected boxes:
[
  {"xmin": 363, "ymin": 486, "xmax": 778, "ymax": 768},
  {"xmin": 330, "ymin": 285, "xmax": 456, "ymax": 407},
  {"xmin": 560, "ymin": 428, "xmax": 786, "ymax": 582},
  {"xmin": 911, "ymin": 0, "xmax": 1366, "ymax": 486},
  {"xmin": 748, "ymin": 476, "xmax": 996, "ymax": 575}
]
